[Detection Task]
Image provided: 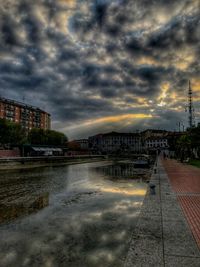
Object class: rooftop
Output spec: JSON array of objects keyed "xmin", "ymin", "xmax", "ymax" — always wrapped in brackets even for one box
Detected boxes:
[{"xmin": 0, "ymin": 97, "xmax": 50, "ymax": 116}]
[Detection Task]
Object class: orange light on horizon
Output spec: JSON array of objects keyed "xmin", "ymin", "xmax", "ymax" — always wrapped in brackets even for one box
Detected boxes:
[
  {"xmin": 90, "ymin": 113, "xmax": 153, "ymax": 125},
  {"xmin": 66, "ymin": 113, "xmax": 154, "ymax": 131}
]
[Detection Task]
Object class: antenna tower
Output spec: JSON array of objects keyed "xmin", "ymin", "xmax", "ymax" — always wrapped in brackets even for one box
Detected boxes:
[{"xmin": 188, "ymin": 80, "xmax": 195, "ymax": 128}]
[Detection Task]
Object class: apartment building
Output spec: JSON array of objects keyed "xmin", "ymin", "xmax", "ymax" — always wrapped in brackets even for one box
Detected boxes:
[{"xmin": 0, "ymin": 97, "xmax": 51, "ymax": 131}]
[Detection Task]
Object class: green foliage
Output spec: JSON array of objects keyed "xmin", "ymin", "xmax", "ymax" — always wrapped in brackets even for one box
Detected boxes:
[
  {"xmin": 28, "ymin": 128, "xmax": 68, "ymax": 146},
  {"xmin": 0, "ymin": 118, "xmax": 26, "ymax": 146},
  {"xmin": 46, "ymin": 130, "xmax": 67, "ymax": 146},
  {"xmin": 189, "ymin": 159, "xmax": 200, "ymax": 168},
  {"xmin": 189, "ymin": 125, "xmax": 200, "ymax": 149},
  {"xmin": 176, "ymin": 125, "xmax": 200, "ymax": 159},
  {"xmin": 0, "ymin": 118, "xmax": 68, "ymax": 147},
  {"xmin": 177, "ymin": 134, "xmax": 191, "ymax": 148},
  {"xmin": 27, "ymin": 128, "xmax": 46, "ymax": 145}
]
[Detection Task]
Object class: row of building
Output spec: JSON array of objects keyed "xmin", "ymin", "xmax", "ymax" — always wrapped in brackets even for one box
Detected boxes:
[
  {"xmin": 73, "ymin": 129, "xmax": 182, "ymax": 154},
  {"xmin": 0, "ymin": 97, "xmax": 51, "ymax": 131},
  {"xmin": 0, "ymin": 97, "xmax": 181, "ymax": 156}
]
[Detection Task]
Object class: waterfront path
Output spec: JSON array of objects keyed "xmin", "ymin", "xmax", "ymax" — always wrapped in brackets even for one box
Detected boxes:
[
  {"xmin": 162, "ymin": 159, "xmax": 200, "ymax": 249},
  {"xmin": 124, "ymin": 158, "xmax": 200, "ymax": 267}
]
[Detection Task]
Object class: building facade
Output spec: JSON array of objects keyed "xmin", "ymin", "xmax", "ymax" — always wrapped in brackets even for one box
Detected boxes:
[
  {"xmin": 145, "ymin": 137, "xmax": 169, "ymax": 150},
  {"xmin": 89, "ymin": 132, "xmax": 142, "ymax": 153},
  {"xmin": 0, "ymin": 97, "xmax": 51, "ymax": 131},
  {"xmin": 141, "ymin": 129, "xmax": 168, "ymax": 139},
  {"xmin": 141, "ymin": 129, "xmax": 170, "ymax": 152},
  {"xmin": 74, "ymin": 139, "xmax": 89, "ymax": 150}
]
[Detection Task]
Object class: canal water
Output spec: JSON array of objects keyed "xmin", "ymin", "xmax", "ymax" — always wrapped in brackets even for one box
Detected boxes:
[{"xmin": 0, "ymin": 161, "xmax": 149, "ymax": 267}]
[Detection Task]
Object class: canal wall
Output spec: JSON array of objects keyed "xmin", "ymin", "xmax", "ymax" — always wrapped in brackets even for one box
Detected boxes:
[
  {"xmin": 0, "ymin": 155, "xmax": 106, "ymax": 171},
  {"xmin": 0, "ymin": 149, "xmax": 20, "ymax": 158}
]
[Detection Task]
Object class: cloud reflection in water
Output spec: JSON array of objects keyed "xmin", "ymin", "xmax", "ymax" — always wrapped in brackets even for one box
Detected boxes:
[{"xmin": 0, "ymin": 161, "xmax": 148, "ymax": 267}]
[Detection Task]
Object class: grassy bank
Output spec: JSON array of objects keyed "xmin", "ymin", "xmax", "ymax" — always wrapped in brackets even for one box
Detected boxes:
[{"xmin": 189, "ymin": 159, "xmax": 200, "ymax": 168}]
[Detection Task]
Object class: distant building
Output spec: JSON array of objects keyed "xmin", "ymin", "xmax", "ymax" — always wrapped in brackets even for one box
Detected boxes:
[
  {"xmin": 0, "ymin": 97, "xmax": 51, "ymax": 131},
  {"xmin": 141, "ymin": 129, "xmax": 170, "ymax": 153},
  {"xmin": 89, "ymin": 132, "xmax": 142, "ymax": 153},
  {"xmin": 74, "ymin": 139, "xmax": 89, "ymax": 150},
  {"xmin": 145, "ymin": 137, "xmax": 169, "ymax": 151},
  {"xmin": 141, "ymin": 129, "xmax": 168, "ymax": 139},
  {"xmin": 88, "ymin": 134, "xmax": 103, "ymax": 153}
]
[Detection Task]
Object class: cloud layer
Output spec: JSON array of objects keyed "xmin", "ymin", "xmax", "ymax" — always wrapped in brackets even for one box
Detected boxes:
[{"xmin": 0, "ymin": 0, "xmax": 199, "ymax": 138}]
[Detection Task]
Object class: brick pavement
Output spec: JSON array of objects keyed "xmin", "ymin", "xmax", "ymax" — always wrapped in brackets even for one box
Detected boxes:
[{"xmin": 162, "ymin": 159, "xmax": 200, "ymax": 249}]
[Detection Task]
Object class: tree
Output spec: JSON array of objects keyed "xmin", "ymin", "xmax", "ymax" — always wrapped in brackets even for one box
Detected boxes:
[
  {"xmin": 174, "ymin": 125, "xmax": 200, "ymax": 160},
  {"xmin": 8, "ymin": 121, "xmax": 27, "ymax": 145},
  {"xmin": 0, "ymin": 118, "xmax": 26, "ymax": 146},
  {"xmin": 189, "ymin": 125, "xmax": 200, "ymax": 157},
  {"xmin": 28, "ymin": 128, "xmax": 68, "ymax": 146},
  {"xmin": 45, "ymin": 130, "xmax": 67, "ymax": 146},
  {"xmin": 28, "ymin": 128, "xmax": 47, "ymax": 145},
  {"xmin": 177, "ymin": 134, "xmax": 191, "ymax": 161},
  {"xmin": 0, "ymin": 119, "xmax": 8, "ymax": 145}
]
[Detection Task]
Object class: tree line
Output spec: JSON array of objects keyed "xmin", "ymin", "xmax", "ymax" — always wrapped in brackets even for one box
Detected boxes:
[
  {"xmin": 175, "ymin": 124, "xmax": 200, "ymax": 160},
  {"xmin": 0, "ymin": 118, "xmax": 68, "ymax": 147}
]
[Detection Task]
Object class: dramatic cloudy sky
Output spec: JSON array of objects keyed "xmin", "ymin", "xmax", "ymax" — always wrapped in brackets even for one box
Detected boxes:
[{"xmin": 0, "ymin": 0, "xmax": 200, "ymax": 139}]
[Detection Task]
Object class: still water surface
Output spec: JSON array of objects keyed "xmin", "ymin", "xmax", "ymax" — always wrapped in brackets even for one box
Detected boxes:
[{"xmin": 0, "ymin": 161, "xmax": 148, "ymax": 267}]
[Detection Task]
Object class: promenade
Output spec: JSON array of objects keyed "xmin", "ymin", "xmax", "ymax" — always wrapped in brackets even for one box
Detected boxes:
[
  {"xmin": 125, "ymin": 158, "xmax": 200, "ymax": 267},
  {"xmin": 162, "ymin": 159, "xmax": 200, "ymax": 249}
]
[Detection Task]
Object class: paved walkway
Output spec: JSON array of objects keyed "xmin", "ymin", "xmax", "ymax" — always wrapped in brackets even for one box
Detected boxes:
[
  {"xmin": 124, "ymin": 158, "xmax": 200, "ymax": 267},
  {"xmin": 162, "ymin": 159, "xmax": 200, "ymax": 249}
]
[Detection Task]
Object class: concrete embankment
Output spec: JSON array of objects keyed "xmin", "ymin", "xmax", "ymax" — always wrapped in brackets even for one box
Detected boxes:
[
  {"xmin": 124, "ymin": 158, "xmax": 200, "ymax": 267},
  {"xmin": 0, "ymin": 155, "xmax": 106, "ymax": 171}
]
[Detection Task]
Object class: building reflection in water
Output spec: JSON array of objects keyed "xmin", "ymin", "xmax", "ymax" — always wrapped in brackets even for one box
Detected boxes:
[
  {"xmin": 0, "ymin": 166, "xmax": 69, "ymax": 224},
  {"xmin": 94, "ymin": 162, "xmax": 150, "ymax": 180},
  {"xmin": 0, "ymin": 192, "xmax": 49, "ymax": 224}
]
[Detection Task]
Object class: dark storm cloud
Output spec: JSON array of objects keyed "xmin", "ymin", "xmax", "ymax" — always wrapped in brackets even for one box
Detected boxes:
[
  {"xmin": 58, "ymin": 48, "xmax": 78, "ymax": 61},
  {"xmin": 0, "ymin": 0, "xmax": 199, "ymax": 138},
  {"xmin": 93, "ymin": 0, "xmax": 108, "ymax": 27},
  {"xmin": 18, "ymin": 2, "xmax": 42, "ymax": 44},
  {"xmin": 1, "ymin": 14, "xmax": 20, "ymax": 47},
  {"xmin": 125, "ymin": 37, "xmax": 147, "ymax": 56},
  {"xmin": 148, "ymin": 15, "xmax": 200, "ymax": 49},
  {"xmin": 54, "ymin": 96, "xmax": 115, "ymax": 121}
]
